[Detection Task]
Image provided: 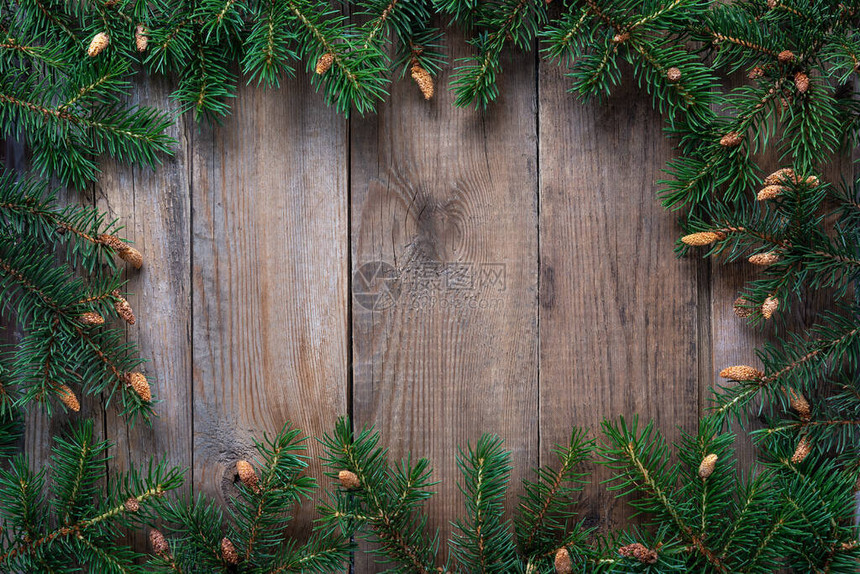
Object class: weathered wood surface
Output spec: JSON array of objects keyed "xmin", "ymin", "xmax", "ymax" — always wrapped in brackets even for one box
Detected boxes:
[
  {"xmin": 350, "ymin": 35, "xmax": 538, "ymax": 569},
  {"xmin": 189, "ymin": 72, "xmax": 349, "ymax": 533},
  {"xmin": 96, "ymin": 72, "xmax": 194, "ymax": 549},
  {"xmin": 539, "ymin": 62, "xmax": 702, "ymax": 531},
  {"xmin": 17, "ymin": 38, "xmax": 780, "ymax": 569}
]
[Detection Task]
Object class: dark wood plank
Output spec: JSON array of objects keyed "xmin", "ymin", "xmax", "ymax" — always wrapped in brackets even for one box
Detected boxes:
[
  {"xmin": 190, "ymin": 75, "xmax": 349, "ymax": 533},
  {"xmin": 95, "ymin": 72, "xmax": 193, "ymax": 549},
  {"xmin": 350, "ymin": 38, "xmax": 539, "ymax": 571},
  {"xmin": 538, "ymin": 63, "xmax": 702, "ymax": 531}
]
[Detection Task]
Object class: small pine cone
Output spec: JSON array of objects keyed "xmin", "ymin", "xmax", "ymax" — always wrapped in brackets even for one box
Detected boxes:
[
  {"xmin": 788, "ymin": 389, "xmax": 811, "ymax": 421},
  {"xmin": 747, "ymin": 66, "xmax": 764, "ymax": 79},
  {"xmin": 734, "ymin": 296, "xmax": 754, "ymax": 318},
  {"xmin": 767, "ymin": 0, "xmax": 777, "ymax": 7},
  {"xmin": 720, "ymin": 365, "xmax": 764, "ymax": 381},
  {"xmin": 315, "ymin": 52, "xmax": 334, "ymax": 75},
  {"xmin": 119, "ymin": 246, "xmax": 143, "ymax": 269},
  {"xmin": 87, "ymin": 32, "xmax": 110, "ymax": 57},
  {"xmin": 719, "ymin": 131, "xmax": 743, "ymax": 147},
  {"xmin": 236, "ymin": 460, "xmax": 260, "ymax": 493},
  {"xmin": 681, "ymin": 231, "xmax": 725, "ymax": 246},
  {"xmin": 757, "ymin": 185, "xmax": 786, "ymax": 201},
  {"xmin": 748, "ymin": 252, "xmax": 780, "ymax": 266},
  {"xmin": 221, "ymin": 537, "xmax": 239, "ymax": 565},
  {"xmin": 98, "ymin": 234, "xmax": 127, "ymax": 251},
  {"xmin": 56, "ymin": 384, "xmax": 80, "ymax": 412},
  {"xmin": 666, "ymin": 67, "xmax": 681, "ymax": 83},
  {"xmin": 125, "ymin": 372, "xmax": 152, "ymax": 402},
  {"xmin": 124, "ymin": 497, "xmax": 140, "ymax": 512},
  {"xmin": 411, "ymin": 64, "xmax": 435, "ymax": 100},
  {"xmin": 99, "ymin": 235, "xmax": 143, "ymax": 268},
  {"xmin": 150, "ymin": 529, "xmax": 170, "ymax": 558},
  {"xmin": 804, "ymin": 175, "xmax": 820, "ymax": 187},
  {"xmin": 554, "ymin": 547, "xmax": 572, "ymax": 574},
  {"xmin": 79, "ymin": 312, "xmax": 105, "ymax": 326},
  {"xmin": 612, "ymin": 32, "xmax": 630, "ymax": 43},
  {"xmin": 135, "ymin": 24, "xmax": 148, "ymax": 52},
  {"xmin": 794, "ymin": 71, "xmax": 809, "ymax": 94},
  {"xmin": 338, "ymin": 469, "xmax": 360, "ymax": 490},
  {"xmin": 114, "ymin": 295, "xmax": 136, "ymax": 325},
  {"xmin": 777, "ymin": 50, "xmax": 795, "ymax": 64},
  {"xmin": 698, "ymin": 453, "xmax": 718, "ymax": 478},
  {"xmin": 791, "ymin": 436, "xmax": 811, "ymax": 464},
  {"xmin": 841, "ymin": 540, "xmax": 858, "ymax": 550},
  {"xmin": 764, "ymin": 167, "xmax": 796, "ymax": 185},
  {"xmin": 761, "ymin": 296, "xmax": 779, "ymax": 319},
  {"xmin": 618, "ymin": 542, "xmax": 658, "ymax": 564}
]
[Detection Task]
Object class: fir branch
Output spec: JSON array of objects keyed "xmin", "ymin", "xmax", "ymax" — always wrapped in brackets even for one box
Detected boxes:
[{"xmin": 450, "ymin": 434, "xmax": 518, "ymax": 573}]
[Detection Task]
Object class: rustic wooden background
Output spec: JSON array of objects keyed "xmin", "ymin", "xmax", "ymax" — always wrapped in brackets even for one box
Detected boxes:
[{"xmin": 18, "ymin": 38, "xmax": 774, "ymax": 570}]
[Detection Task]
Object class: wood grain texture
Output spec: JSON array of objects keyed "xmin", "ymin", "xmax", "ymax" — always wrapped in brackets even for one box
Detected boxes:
[
  {"xmin": 709, "ymin": 260, "xmax": 767, "ymax": 469},
  {"xmin": 95, "ymin": 73, "xmax": 193, "ymax": 554},
  {"xmin": 190, "ymin": 74, "xmax": 349, "ymax": 532},
  {"xmin": 538, "ymin": 63, "xmax": 702, "ymax": 531},
  {"xmin": 349, "ymin": 38, "xmax": 539, "ymax": 571}
]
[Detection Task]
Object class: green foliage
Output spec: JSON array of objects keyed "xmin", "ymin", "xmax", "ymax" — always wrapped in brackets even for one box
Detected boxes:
[
  {"xmin": 149, "ymin": 421, "xmax": 352, "ymax": 573},
  {"xmin": 312, "ymin": 416, "xmax": 860, "ymax": 572},
  {"xmin": 319, "ymin": 416, "xmax": 441, "ymax": 573},
  {"xmin": 319, "ymin": 416, "xmax": 598, "ymax": 573},
  {"xmin": 0, "ymin": 41, "xmax": 173, "ymax": 189},
  {"xmin": 0, "ymin": 418, "xmax": 855, "ymax": 572},
  {"xmin": 0, "ymin": 419, "xmax": 184, "ymax": 572},
  {"xmin": 450, "ymin": 434, "xmax": 519, "ymax": 572},
  {"xmin": 0, "ymin": 168, "xmax": 154, "ymax": 423},
  {"xmin": 2, "ymin": 0, "xmax": 860, "ymax": 571},
  {"xmin": 515, "ymin": 427, "xmax": 593, "ymax": 560}
]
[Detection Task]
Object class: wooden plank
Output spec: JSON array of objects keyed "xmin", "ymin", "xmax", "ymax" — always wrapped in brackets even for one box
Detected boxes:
[
  {"xmin": 190, "ymin": 74, "xmax": 349, "ymax": 533},
  {"xmin": 95, "ymin": 72, "xmax": 193, "ymax": 549},
  {"xmin": 538, "ymin": 64, "xmax": 702, "ymax": 531},
  {"xmin": 349, "ymin": 37, "xmax": 539, "ymax": 571},
  {"xmin": 709, "ymin": 260, "xmax": 767, "ymax": 470}
]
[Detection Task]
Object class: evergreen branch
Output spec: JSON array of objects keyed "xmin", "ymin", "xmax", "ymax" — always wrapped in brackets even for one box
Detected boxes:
[
  {"xmin": 0, "ymin": 483, "xmax": 169, "ymax": 564},
  {"xmin": 363, "ymin": 0, "xmax": 398, "ymax": 48},
  {"xmin": 319, "ymin": 418, "xmax": 438, "ymax": 574},
  {"xmin": 450, "ymin": 434, "xmax": 518, "ymax": 573},
  {"xmin": 0, "ymin": 253, "xmax": 65, "ymax": 314},
  {"xmin": 740, "ymin": 516, "xmax": 788, "ymax": 573},
  {"xmin": 626, "ymin": 0, "xmax": 685, "ymax": 31},
  {"xmin": 584, "ymin": 0, "xmax": 622, "ymax": 32},
  {"xmin": 515, "ymin": 428, "xmax": 592, "ymax": 556},
  {"xmin": 707, "ymin": 28, "xmax": 779, "ymax": 58}
]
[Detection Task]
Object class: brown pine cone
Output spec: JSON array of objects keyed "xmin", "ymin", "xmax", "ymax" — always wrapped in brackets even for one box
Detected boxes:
[
  {"xmin": 88, "ymin": 32, "xmax": 110, "ymax": 57},
  {"xmin": 221, "ymin": 537, "xmax": 239, "ymax": 564}
]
